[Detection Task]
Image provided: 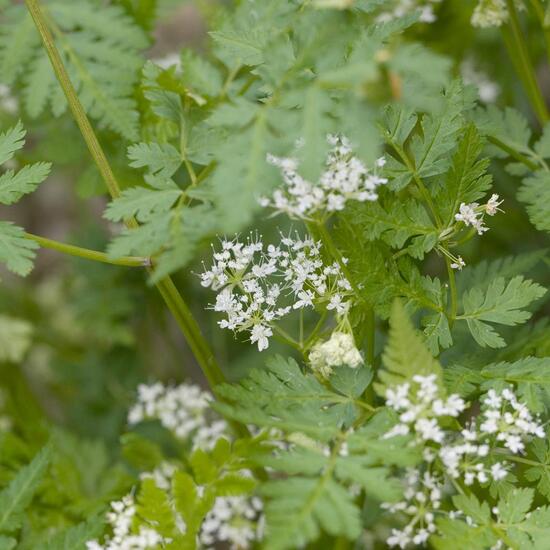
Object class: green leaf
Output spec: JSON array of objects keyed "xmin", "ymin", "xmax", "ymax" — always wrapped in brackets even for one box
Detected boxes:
[
  {"xmin": 207, "ymin": 97, "xmax": 259, "ymax": 128},
  {"xmin": 0, "ymin": 2, "xmax": 148, "ymax": 140},
  {"xmin": 0, "ymin": 121, "xmax": 25, "ymax": 165},
  {"xmin": 375, "ymin": 300, "xmax": 443, "ymax": 395},
  {"xmin": 518, "ymin": 171, "xmax": 550, "ymax": 233},
  {"xmin": 180, "ymin": 49, "xmax": 223, "ymax": 97},
  {"xmin": 216, "ymin": 356, "xmax": 363, "ymax": 441},
  {"xmin": 0, "ymin": 221, "xmax": 39, "ymax": 276},
  {"xmin": 534, "ymin": 122, "xmax": 550, "ymax": 158},
  {"xmin": 0, "ymin": 315, "xmax": 33, "ymax": 363},
  {"xmin": 498, "ymin": 488, "xmax": 534, "ymax": 524},
  {"xmin": 261, "ymin": 477, "xmax": 361, "ymax": 550},
  {"xmin": 104, "ymin": 186, "xmax": 182, "ymax": 223},
  {"xmin": 475, "ymin": 105, "xmax": 532, "ymax": 158},
  {"xmin": 422, "ymin": 312, "xmax": 452, "ymax": 355},
  {"xmin": 330, "ymin": 365, "xmax": 372, "ymax": 399},
  {"xmin": 0, "ymin": 444, "xmax": 51, "ymax": 533},
  {"xmin": 0, "ymin": 162, "xmax": 51, "ymax": 205},
  {"xmin": 121, "ymin": 433, "xmax": 164, "ymax": 472},
  {"xmin": 409, "ymin": 81, "xmax": 468, "ymax": 180},
  {"xmin": 456, "ymin": 250, "xmax": 546, "ymax": 295},
  {"xmin": 136, "ymin": 478, "xmax": 176, "ymax": 537},
  {"xmin": 209, "ymin": 29, "xmax": 266, "ymax": 66},
  {"xmin": 436, "ymin": 124, "xmax": 492, "ymax": 225},
  {"xmin": 525, "ymin": 438, "xmax": 550, "ymax": 499},
  {"xmin": 35, "ymin": 516, "xmax": 103, "ymax": 550},
  {"xmin": 478, "ymin": 357, "xmax": 550, "ymax": 413},
  {"xmin": 127, "ymin": 142, "xmax": 182, "ymax": 178},
  {"xmin": 459, "ymin": 276, "xmax": 546, "ymax": 348},
  {"xmin": 452, "ymin": 493, "xmax": 491, "ymax": 525},
  {"xmin": 354, "ymin": 199, "xmax": 438, "ymax": 259}
]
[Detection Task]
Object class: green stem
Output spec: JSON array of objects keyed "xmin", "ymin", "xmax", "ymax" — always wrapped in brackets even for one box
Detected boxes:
[
  {"xmin": 529, "ymin": 0, "xmax": 550, "ymax": 65},
  {"xmin": 24, "ymin": 0, "xmax": 230, "ymax": 399},
  {"xmin": 389, "ymin": 140, "xmax": 442, "ymax": 227},
  {"xmin": 365, "ymin": 309, "xmax": 375, "ymax": 366},
  {"xmin": 315, "ymin": 221, "xmax": 377, "ymax": 402},
  {"xmin": 273, "ymin": 325, "xmax": 303, "ymax": 352},
  {"xmin": 444, "ymin": 256, "xmax": 458, "ymax": 325},
  {"xmin": 303, "ymin": 311, "xmax": 328, "ymax": 352},
  {"xmin": 487, "ymin": 135, "xmax": 542, "ymax": 171},
  {"xmin": 502, "ymin": 0, "xmax": 549, "ymax": 125},
  {"xmin": 25, "ymin": 232, "xmax": 150, "ymax": 267}
]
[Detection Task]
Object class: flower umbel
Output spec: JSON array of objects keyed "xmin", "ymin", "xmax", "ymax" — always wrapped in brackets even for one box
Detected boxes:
[
  {"xmin": 308, "ymin": 331, "xmax": 363, "ymax": 378},
  {"xmin": 259, "ymin": 134, "xmax": 387, "ymax": 220},
  {"xmin": 127, "ymin": 382, "xmax": 227, "ymax": 450},
  {"xmin": 201, "ymin": 233, "xmax": 353, "ymax": 351}
]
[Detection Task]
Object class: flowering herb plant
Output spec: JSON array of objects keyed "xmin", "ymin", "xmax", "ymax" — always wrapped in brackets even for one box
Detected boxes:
[{"xmin": 2, "ymin": 0, "xmax": 550, "ymax": 549}]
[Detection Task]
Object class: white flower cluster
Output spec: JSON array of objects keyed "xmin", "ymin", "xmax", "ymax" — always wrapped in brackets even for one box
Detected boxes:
[
  {"xmin": 479, "ymin": 388, "xmax": 545, "ymax": 452},
  {"xmin": 376, "ymin": 0, "xmax": 442, "ymax": 24},
  {"xmin": 86, "ymin": 495, "xmax": 167, "ymax": 550},
  {"xmin": 201, "ymin": 233, "xmax": 353, "ymax": 351},
  {"xmin": 471, "ymin": 0, "xmax": 508, "ymax": 27},
  {"xmin": 139, "ymin": 462, "xmax": 177, "ymax": 490},
  {"xmin": 383, "ymin": 468, "xmax": 443, "ymax": 548},
  {"xmin": 127, "ymin": 382, "xmax": 227, "ymax": 450},
  {"xmin": 461, "ymin": 60, "xmax": 500, "ymax": 104},
  {"xmin": 308, "ymin": 331, "xmax": 363, "ymax": 378},
  {"xmin": 383, "ymin": 374, "xmax": 466, "ymax": 443},
  {"xmin": 200, "ymin": 495, "xmax": 264, "ymax": 549},
  {"xmin": 450, "ymin": 194, "xmax": 503, "ymax": 270},
  {"xmin": 455, "ymin": 194, "xmax": 503, "ymax": 236},
  {"xmin": 382, "ymin": 381, "xmax": 545, "ymax": 548},
  {"xmin": 259, "ymin": 135, "xmax": 387, "ymax": 220}
]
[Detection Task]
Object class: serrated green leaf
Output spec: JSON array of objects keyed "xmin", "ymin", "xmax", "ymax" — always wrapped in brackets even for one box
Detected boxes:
[
  {"xmin": 525, "ymin": 438, "xmax": 550, "ymax": 499},
  {"xmin": 452, "ymin": 492, "xmax": 491, "ymax": 525},
  {"xmin": 35, "ymin": 516, "xmax": 103, "ymax": 550},
  {"xmin": 216, "ymin": 356, "xmax": 363, "ymax": 441},
  {"xmin": 0, "ymin": 121, "xmax": 25, "ymax": 165},
  {"xmin": 518, "ymin": 171, "xmax": 550, "ymax": 233},
  {"xmin": 0, "ymin": 162, "xmax": 51, "ymax": 205},
  {"xmin": 0, "ymin": 221, "xmax": 38, "ymax": 276},
  {"xmin": 261, "ymin": 477, "xmax": 361, "ymax": 550},
  {"xmin": 0, "ymin": 444, "xmax": 51, "ymax": 533},
  {"xmin": 180, "ymin": 49, "xmax": 223, "ymax": 97},
  {"xmin": 498, "ymin": 488, "xmax": 534, "ymax": 524},
  {"xmin": 127, "ymin": 142, "xmax": 182, "ymax": 178},
  {"xmin": 459, "ymin": 276, "xmax": 546, "ymax": 348},
  {"xmin": 376, "ymin": 300, "xmax": 443, "ymax": 395},
  {"xmin": 436, "ymin": 124, "xmax": 492, "ymax": 225},
  {"xmin": 136, "ymin": 478, "xmax": 176, "ymax": 537},
  {"xmin": 104, "ymin": 186, "xmax": 182, "ymax": 223},
  {"xmin": 210, "ymin": 29, "xmax": 266, "ymax": 66}
]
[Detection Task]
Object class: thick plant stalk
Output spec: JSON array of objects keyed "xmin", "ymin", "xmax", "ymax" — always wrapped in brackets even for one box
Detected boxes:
[
  {"xmin": 26, "ymin": 232, "xmax": 150, "ymax": 267},
  {"xmin": 502, "ymin": 0, "xmax": 549, "ymax": 125},
  {"xmin": 24, "ymin": 0, "xmax": 228, "ymax": 392}
]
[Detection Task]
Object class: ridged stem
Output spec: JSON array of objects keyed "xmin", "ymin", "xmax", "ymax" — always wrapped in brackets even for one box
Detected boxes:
[
  {"xmin": 25, "ymin": 232, "xmax": 150, "ymax": 267},
  {"xmin": 24, "ymin": 0, "xmax": 230, "ymax": 397}
]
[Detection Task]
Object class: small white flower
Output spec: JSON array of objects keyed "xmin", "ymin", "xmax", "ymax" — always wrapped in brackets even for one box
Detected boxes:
[
  {"xmin": 490, "ymin": 462, "xmax": 508, "ymax": 481},
  {"xmin": 250, "ymin": 324, "xmax": 272, "ymax": 351},
  {"xmin": 450, "ymin": 256, "xmax": 466, "ymax": 270},
  {"xmin": 485, "ymin": 194, "xmax": 504, "ymax": 215},
  {"xmin": 471, "ymin": 0, "xmax": 508, "ymax": 28}
]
